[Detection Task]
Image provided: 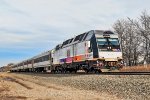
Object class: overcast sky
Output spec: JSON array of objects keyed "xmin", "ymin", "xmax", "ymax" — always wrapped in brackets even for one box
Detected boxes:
[{"xmin": 0, "ymin": 0, "xmax": 150, "ymax": 66}]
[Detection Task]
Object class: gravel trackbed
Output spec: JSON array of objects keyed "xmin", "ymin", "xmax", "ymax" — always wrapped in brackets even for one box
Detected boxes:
[{"xmin": 0, "ymin": 72, "xmax": 150, "ymax": 100}]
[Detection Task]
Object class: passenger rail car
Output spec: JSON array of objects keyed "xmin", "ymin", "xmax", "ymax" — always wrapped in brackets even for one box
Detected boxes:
[{"xmin": 11, "ymin": 30, "xmax": 123, "ymax": 73}]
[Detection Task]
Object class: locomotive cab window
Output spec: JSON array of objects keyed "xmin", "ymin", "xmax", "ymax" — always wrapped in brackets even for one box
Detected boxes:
[
  {"xmin": 97, "ymin": 38, "xmax": 120, "ymax": 51},
  {"xmin": 97, "ymin": 38, "xmax": 108, "ymax": 45},
  {"xmin": 108, "ymin": 38, "xmax": 119, "ymax": 46}
]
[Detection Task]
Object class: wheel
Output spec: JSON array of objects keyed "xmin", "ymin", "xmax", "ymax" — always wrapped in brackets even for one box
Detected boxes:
[
  {"xmin": 85, "ymin": 69, "xmax": 89, "ymax": 73},
  {"xmin": 98, "ymin": 70, "xmax": 102, "ymax": 73},
  {"xmin": 74, "ymin": 70, "xmax": 77, "ymax": 73}
]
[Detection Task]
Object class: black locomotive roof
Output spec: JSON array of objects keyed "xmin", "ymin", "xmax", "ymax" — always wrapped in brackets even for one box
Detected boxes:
[
  {"xmin": 103, "ymin": 31, "xmax": 114, "ymax": 34},
  {"xmin": 94, "ymin": 30, "xmax": 114, "ymax": 35},
  {"xmin": 55, "ymin": 30, "xmax": 115, "ymax": 50},
  {"xmin": 59, "ymin": 32, "xmax": 88, "ymax": 49}
]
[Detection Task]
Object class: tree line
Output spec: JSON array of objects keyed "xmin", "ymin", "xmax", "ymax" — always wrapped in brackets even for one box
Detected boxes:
[{"xmin": 113, "ymin": 11, "xmax": 150, "ymax": 66}]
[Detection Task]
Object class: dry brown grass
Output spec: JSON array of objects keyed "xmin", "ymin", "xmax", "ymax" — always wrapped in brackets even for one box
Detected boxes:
[
  {"xmin": 0, "ymin": 95, "xmax": 27, "ymax": 100},
  {"xmin": 120, "ymin": 64, "xmax": 150, "ymax": 72}
]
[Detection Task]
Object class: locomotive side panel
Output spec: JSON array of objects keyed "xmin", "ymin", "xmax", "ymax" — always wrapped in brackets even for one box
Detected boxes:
[
  {"xmin": 53, "ymin": 50, "xmax": 60, "ymax": 65},
  {"xmin": 73, "ymin": 41, "xmax": 86, "ymax": 62}
]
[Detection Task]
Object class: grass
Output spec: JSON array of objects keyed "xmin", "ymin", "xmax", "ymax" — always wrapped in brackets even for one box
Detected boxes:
[{"xmin": 120, "ymin": 64, "xmax": 150, "ymax": 72}]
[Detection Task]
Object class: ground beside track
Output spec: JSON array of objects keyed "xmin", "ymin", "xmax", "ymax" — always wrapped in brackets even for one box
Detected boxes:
[{"xmin": 0, "ymin": 72, "xmax": 150, "ymax": 100}]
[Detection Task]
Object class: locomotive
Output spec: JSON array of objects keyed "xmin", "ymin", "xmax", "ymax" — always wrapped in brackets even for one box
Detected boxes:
[{"xmin": 11, "ymin": 30, "xmax": 123, "ymax": 73}]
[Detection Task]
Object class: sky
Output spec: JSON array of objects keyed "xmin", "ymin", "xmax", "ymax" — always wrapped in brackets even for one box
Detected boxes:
[{"xmin": 0, "ymin": 0, "xmax": 150, "ymax": 67}]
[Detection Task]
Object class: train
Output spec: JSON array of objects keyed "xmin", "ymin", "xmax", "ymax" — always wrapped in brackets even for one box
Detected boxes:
[{"xmin": 10, "ymin": 30, "xmax": 123, "ymax": 73}]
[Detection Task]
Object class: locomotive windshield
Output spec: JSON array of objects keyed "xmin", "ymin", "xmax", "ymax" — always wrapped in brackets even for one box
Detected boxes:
[
  {"xmin": 97, "ymin": 38, "xmax": 108, "ymax": 45},
  {"xmin": 97, "ymin": 38, "xmax": 121, "ymax": 51},
  {"xmin": 108, "ymin": 38, "xmax": 119, "ymax": 45}
]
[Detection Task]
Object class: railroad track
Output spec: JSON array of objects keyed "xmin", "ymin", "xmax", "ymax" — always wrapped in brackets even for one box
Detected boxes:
[
  {"xmin": 11, "ymin": 72, "xmax": 150, "ymax": 76},
  {"xmin": 100, "ymin": 72, "xmax": 150, "ymax": 75}
]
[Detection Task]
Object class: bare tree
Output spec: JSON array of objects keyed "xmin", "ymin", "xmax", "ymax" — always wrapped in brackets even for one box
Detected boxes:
[
  {"xmin": 113, "ymin": 19, "xmax": 142, "ymax": 66},
  {"xmin": 113, "ymin": 11, "xmax": 150, "ymax": 66},
  {"xmin": 139, "ymin": 11, "xmax": 150, "ymax": 64},
  {"xmin": 128, "ymin": 11, "xmax": 150, "ymax": 64}
]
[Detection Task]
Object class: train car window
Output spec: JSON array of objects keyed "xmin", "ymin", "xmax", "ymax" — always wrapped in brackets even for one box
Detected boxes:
[
  {"xmin": 85, "ymin": 31, "xmax": 94, "ymax": 40},
  {"xmin": 25, "ymin": 61, "xmax": 28, "ymax": 65},
  {"xmin": 46, "ymin": 55, "xmax": 49, "ymax": 60},
  {"xmin": 20, "ymin": 63, "xmax": 23, "ymax": 66},
  {"xmin": 69, "ymin": 38, "xmax": 74, "ymax": 43},
  {"xmin": 36, "ymin": 59, "xmax": 38, "ymax": 63},
  {"xmin": 36, "ymin": 59, "xmax": 39, "ymax": 63},
  {"xmin": 40, "ymin": 57, "xmax": 43, "ymax": 62},
  {"xmin": 66, "ymin": 39, "xmax": 70, "ymax": 44},
  {"xmin": 62, "ymin": 39, "xmax": 70, "ymax": 47},
  {"xmin": 37, "ymin": 58, "xmax": 39, "ymax": 63},
  {"xmin": 63, "ymin": 40, "xmax": 68, "ymax": 45},
  {"xmin": 42, "ymin": 56, "xmax": 45, "ymax": 61},
  {"xmin": 55, "ymin": 45, "xmax": 60, "ymax": 50},
  {"xmin": 74, "ymin": 34, "xmax": 81, "ymax": 42},
  {"xmin": 79, "ymin": 33, "xmax": 86, "ymax": 41},
  {"xmin": 24, "ymin": 62, "xmax": 27, "ymax": 65},
  {"xmin": 34, "ymin": 59, "xmax": 36, "ymax": 63},
  {"xmin": 28, "ymin": 61, "xmax": 32, "ymax": 64},
  {"xmin": 34, "ymin": 58, "xmax": 38, "ymax": 63},
  {"xmin": 82, "ymin": 33, "xmax": 88, "ymax": 41},
  {"xmin": 43, "ymin": 55, "xmax": 49, "ymax": 61}
]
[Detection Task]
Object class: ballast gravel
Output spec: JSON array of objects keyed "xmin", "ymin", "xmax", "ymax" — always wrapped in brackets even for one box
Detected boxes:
[
  {"xmin": 11, "ymin": 73, "xmax": 150, "ymax": 100},
  {"xmin": 38, "ymin": 74, "xmax": 150, "ymax": 100}
]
